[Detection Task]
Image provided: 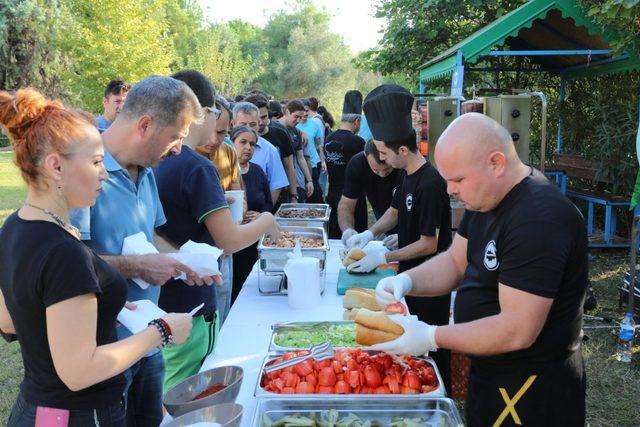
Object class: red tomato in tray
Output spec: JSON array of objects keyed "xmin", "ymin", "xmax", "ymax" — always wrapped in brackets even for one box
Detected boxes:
[
  {"xmin": 334, "ymin": 380, "xmax": 350, "ymax": 394},
  {"xmin": 403, "ymin": 372, "xmax": 421, "ymax": 391},
  {"xmin": 364, "ymin": 365, "xmax": 382, "ymax": 388},
  {"xmin": 282, "ymin": 372, "xmax": 299, "ymax": 388},
  {"xmin": 305, "ymin": 373, "xmax": 317, "ymax": 387},
  {"xmin": 347, "ymin": 370, "xmax": 360, "ymax": 388},
  {"xmin": 318, "ymin": 367, "xmax": 337, "ymax": 386},
  {"xmin": 282, "ymin": 386, "xmax": 296, "ymax": 394},
  {"xmin": 295, "ymin": 382, "xmax": 315, "ymax": 394},
  {"xmin": 293, "ymin": 360, "xmax": 314, "ymax": 377},
  {"xmin": 332, "ymin": 360, "xmax": 343, "ymax": 374},
  {"xmin": 317, "ymin": 385, "xmax": 334, "ymax": 394}
]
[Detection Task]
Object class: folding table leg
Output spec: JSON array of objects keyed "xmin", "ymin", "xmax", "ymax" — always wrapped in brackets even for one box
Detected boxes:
[
  {"xmin": 587, "ymin": 202, "xmax": 594, "ymax": 236},
  {"xmin": 604, "ymin": 205, "xmax": 612, "ymax": 244}
]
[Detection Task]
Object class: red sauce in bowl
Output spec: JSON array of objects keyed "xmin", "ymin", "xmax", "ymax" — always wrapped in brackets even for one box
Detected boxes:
[{"xmin": 192, "ymin": 383, "xmax": 226, "ymax": 400}]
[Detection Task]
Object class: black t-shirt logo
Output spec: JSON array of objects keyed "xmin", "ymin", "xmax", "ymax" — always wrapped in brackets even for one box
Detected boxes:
[
  {"xmin": 405, "ymin": 193, "xmax": 413, "ymax": 212},
  {"xmin": 483, "ymin": 240, "xmax": 499, "ymax": 271}
]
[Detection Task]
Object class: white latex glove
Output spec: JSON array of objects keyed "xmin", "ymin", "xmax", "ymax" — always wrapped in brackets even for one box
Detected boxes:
[
  {"xmin": 341, "ymin": 228, "xmax": 357, "ymax": 246},
  {"xmin": 382, "ymin": 233, "xmax": 399, "ymax": 251},
  {"xmin": 367, "ymin": 314, "xmax": 438, "ymax": 356},
  {"xmin": 375, "ymin": 272, "xmax": 413, "ymax": 306},
  {"xmin": 345, "ymin": 229, "xmax": 373, "ymax": 249},
  {"xmin": 346, "ymin": 249, "xmax": 387, "ymax": 273}
]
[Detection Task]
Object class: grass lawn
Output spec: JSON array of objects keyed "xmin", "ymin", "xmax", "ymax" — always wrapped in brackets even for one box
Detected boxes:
[{"xmin": 0, "ymin": 152, "xmax": 639, "ymax": 425}]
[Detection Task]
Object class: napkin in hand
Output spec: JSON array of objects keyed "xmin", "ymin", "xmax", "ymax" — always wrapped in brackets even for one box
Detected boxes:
[
  {"xmin": 168, "ymin": 240, "xmax": 223, "ymax": 282},
  {"xmin": 117, "ymin": 300, "xmax": 166, "ymax": 334},
  {"xmin": 121, "ymin": 232, "xmax": 159, "ymax": 289}
]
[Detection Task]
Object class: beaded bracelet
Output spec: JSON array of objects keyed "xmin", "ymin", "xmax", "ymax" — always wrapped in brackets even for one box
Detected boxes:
[{"xmin": 148, "ymin": 318, "xmax": 174, "ymax": 347}]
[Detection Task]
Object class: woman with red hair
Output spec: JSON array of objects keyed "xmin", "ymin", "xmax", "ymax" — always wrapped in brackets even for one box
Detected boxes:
[{"xmin": 0, "ymin": 88, "xmax": 193, "ymax": 426}]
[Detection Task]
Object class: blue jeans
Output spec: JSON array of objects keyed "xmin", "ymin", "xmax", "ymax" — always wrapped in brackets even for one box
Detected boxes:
[
  {"xmin": 8, "ymin": 393, "xmax": 125, "ymax": 426},
  {"xmin": 123, "ymin": 352, "xmax": 164, "ymax": 427}
]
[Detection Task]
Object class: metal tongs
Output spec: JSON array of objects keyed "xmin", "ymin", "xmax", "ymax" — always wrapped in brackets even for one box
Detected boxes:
[{"xmin": 264, "ymin": 342, "xmax": 334, "ymax": 374}]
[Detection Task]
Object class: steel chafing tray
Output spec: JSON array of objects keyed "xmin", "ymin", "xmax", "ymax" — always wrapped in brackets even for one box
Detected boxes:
[
  {"xmin": 269, "ymin": 321, "xmax": 360, "ymax": 353},
  {"xmin": 252, "ymin": 397, "xmax": 463, "ymax": 427},
  {"xmin": 255, "ymin": 351, "xmax": 446, "ymax": 398},
  {"xmin": 257, "ymin": 226, "xmax": 329, "ymax": 274},
  {"xmin": 274, "ymin": 203, "xmax": 331, "ymax": 229}
]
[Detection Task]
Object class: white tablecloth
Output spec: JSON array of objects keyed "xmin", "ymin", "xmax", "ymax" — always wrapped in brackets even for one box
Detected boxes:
[{"xmin": 166, "ymin": 239, "xmax": 348, "ymax": 426}]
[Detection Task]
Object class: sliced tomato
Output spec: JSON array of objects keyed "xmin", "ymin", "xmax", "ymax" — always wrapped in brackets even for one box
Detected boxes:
[
  {"xmin": 281, "ymin": 386, "xmax": 296, "ymax": 394},
  {"xmin": 272, "ymin": 378, "xmax": 285, "ymax": 392},
  {"xmin": 385, "ymin": 302, "xmax": 407, "ymax": 315},
  {"xmin": 293, "ymin": 360, "xmax": 314, "ymax": 377},
  {"xmin": 305, "ymin": 373, "xmax": 317, "ymax": 387},
  {"xmin": 334, "ymin": 380, "xmax": 350, "ymax": 394},
  {"xmin": 282, "ymin": 372, "xmax": 300, "ymax": 388},
  {"xmin": 421, "ymin": 384, "xmax": 438, "ymax": 393},
  {"xmin": 282, "ymin": 352, "xmax": 297, "ymax": 360},
  {"xmin": 336, "ymin": 373, "xmax": 344, "ymax": 382},
  {"xmin": 402, "ymin": 372, "xmax": 421, "ymax": 390},
  {"xmin": 346, "ymin": 359, "xmax": 360, "ymax": 371},
  {"xmin": 318, "ymin": 367, "xmax": 337, "ymax": 386},
  {"xmin": 374, "ymin": 385, "xmax": 391, "ymax": 394},
  {"xmin": 401, "ymin": 385, "xmax": 419, "ymax": 394},
  {"xmin": 347, "ymin": 370, "xmax": 360, "ymax": 388},
  {"xmin": 317, "ymin": 385, "xmax": 334, "ymax": 394},
  {"xmin": 387, "ymin": 376, "xmax": 401, "ymax": 394},
  {"xmin": 364, "ymin": 365, "xmax": 382, "ymax": 388},
  {"xmin": 295, "ymin": 381, "xmax": 315, "ymax": 394},
  {"xmin": 360, "ymin": 386, "xmax": 371, "ymax": 394},
  {"xmin": 332, "ymin": 360, "xmax": 343, "ymax": 374}
]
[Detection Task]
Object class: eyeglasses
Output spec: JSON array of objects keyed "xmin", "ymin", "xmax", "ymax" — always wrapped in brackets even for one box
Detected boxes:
[{"xmin": 205, "ymin": 106, "xmax": 221, "ymax": 120}]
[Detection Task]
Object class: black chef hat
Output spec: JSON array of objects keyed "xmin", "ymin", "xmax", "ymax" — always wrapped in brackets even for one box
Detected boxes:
[
  {"xmin": 342, "ymin": 90, "xmax": 363, "ymax": 115},
  {"xmin": 362, "ymin": 84, "xmax": 414, "ymax": 141}
]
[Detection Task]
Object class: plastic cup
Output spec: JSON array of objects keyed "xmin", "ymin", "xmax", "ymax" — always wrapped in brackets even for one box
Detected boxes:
[{"xmin": 225, "ymin": 190, "xmax": 244, "ymax": 224}]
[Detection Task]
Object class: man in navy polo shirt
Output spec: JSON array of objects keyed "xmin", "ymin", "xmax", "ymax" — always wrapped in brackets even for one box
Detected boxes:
[
  {"xmin": 72, "ymin": 76, "xmax": 206, "ymax": 426},
  {"xmin": 154, "ymin": 71, "xmax": 280, "ymax": 392}
]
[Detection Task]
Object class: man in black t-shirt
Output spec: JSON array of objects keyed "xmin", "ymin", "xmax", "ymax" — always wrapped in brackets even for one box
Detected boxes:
[
  {"xmin": 339, "ymin": 140, "xmax": 399, "ymax": 243},
  {"xmin": 245, "ymin": 94, "xmax": 298, "ymax": 206},
  {"xmin": 345, "ymin": 85, "xmax": 453, "ymax": 390},
  {"xmin": 373, "ymin": 113, "xmax": 588, "ymax": 427},
  {"xmin": 325, "ymin": 90, "xmax": 367, "ymax": 238},
  {"xmin": 277, "ymin": 100, "xmax": 314, "ymax": 202}
]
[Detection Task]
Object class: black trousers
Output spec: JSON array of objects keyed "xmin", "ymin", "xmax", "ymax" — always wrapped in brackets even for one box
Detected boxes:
[
  {"xmin": 466, "ymin": 351, "xmax": 586, "ymax": 427},
  {"xmin": 405, "ymin": 294, "xmax": 452, "ymax": 394},
  {"xmin": 231, "ymin": 243, "xmax": 258, "ymax": 306},
  {"xmin": 326, "ymin": 186, "xmax": 367, "ymax": 239},
  {"xmin": 306, "ymin": 166, "xmax": 325, "ymax": 203}
]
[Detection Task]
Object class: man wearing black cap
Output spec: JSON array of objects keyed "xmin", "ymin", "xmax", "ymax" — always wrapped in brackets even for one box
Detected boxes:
[
  {"xmin": 345, "ymin": 83, "xmax": 452, "ymax": 389},
  {"xmin": 324, "ymin": 90, "xmax": 368, "ymax": 239}
]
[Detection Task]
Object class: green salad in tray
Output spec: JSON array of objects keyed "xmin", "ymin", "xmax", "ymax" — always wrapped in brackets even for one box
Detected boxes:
[{"xmin": 273, "ymin": 324, "xmax": 359, "ymax": 348}]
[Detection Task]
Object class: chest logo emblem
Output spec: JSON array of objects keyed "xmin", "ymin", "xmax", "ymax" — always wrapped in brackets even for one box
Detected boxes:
[
  {"xmin": 483, "ymin": 240, "xmax": 499, "ymax": 271},
  {"xmin": 406, "ymin": 193, "xmax": 413, "ymax": 212}
]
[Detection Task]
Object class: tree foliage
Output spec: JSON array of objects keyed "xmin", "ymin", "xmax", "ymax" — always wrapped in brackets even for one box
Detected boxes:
[{"xmin": 580, "ymin": 0, "xmax": 640, "ymax": 55}]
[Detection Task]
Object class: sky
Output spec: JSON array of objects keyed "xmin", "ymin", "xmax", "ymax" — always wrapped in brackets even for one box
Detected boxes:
[{"xmin": 198, "ymin": 0, "xmax": 384, "ymax": 53}]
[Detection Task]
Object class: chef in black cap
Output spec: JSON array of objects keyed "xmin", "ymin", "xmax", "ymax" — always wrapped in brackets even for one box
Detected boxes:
[
  {"xmin": 324, "ymin": 90, "xmax": 368, "ymax": 239},
  {"xmin": 345, "ymin": 83, "xmax": 452, "ymax": 389}
]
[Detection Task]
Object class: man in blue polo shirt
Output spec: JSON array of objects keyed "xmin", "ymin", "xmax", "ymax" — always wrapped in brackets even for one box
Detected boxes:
[
  {"xmin": 155, "ymin": 71, "xmax": 280, "ymax": 392},
  {"xmin": 297, "ymin": 99, "xmax": 325, "ymax": 203},
  {"xmin": 72, "ymin": 75, "xmax": 205, "ymax": 427}
]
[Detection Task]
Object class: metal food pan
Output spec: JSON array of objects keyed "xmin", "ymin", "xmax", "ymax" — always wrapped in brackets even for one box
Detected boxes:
[
  {"xmin": 252, "ymin": 397, "xmax": 464, "ymax": 427},
  {"xmin": 258, "ymin": 226, "xmax": 329, "ymax": 273},
  {"xmin": 275, "ymin": 203, "xmax": 331, "ymax": 223},
  {"xmin": 255, "ymin": 352, "xmax": 446, "ymax": 399},
  {"xmin": 269, "ymin": 321, "xmax": 360, "ymax": 353}
]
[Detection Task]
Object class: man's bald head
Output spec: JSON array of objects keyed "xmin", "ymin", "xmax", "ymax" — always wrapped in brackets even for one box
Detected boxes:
[
  {"xmin": 435, "ymin": 113, "xmax": 518, "ymax": 167},
  {"xmin": 435, "ymin": 113, "xmax": 528, "ymax": 212}
]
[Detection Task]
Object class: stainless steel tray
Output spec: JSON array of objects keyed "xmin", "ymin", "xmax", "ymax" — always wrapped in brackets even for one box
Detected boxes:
[
  {"xmin": 255, "ymin": 352, "xmax": 446, "ymax": 398},
  {"xmin": 258, "ymin": 226, "xmax": 329, "ymax": 273},
  {"xmin": 269, "ymin": 321, "xmax": 360, "ymax": 353},
  {"xmin": 252, "ymin": 397, "xmax": 464, "ymax": 427},
  {"xmin": 275, "ymin": 204, "xmax": 331, "ymax": 227}
]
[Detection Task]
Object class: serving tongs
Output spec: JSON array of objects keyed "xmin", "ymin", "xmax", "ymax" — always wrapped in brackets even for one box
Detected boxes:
[{"xmin": 263, "ymin": 342, "xmax": 334, "ymax": 374}]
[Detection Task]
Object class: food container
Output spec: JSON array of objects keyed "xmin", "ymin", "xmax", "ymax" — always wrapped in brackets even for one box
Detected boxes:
[
  {"xmin": 163, "ymin": 365, "xmax": 243, "ymax": 417},
  {"xmin": 165, "ymin": 403, "xmax": 243, "ymax": 427},
  {"xmin": 252, "ymin": 397, "xmax": 463, "ymax": 427},
  {"xmin": 269, "ymin": 321, "xmax": 360, "ymax": 352},
  {"xmin": 257, "ymin": 226, "xmax": 329, "ymax": 273},
  {"xmin": 274, "ymin": 203, "xmax": 331, "ymax": 229},
  {"xmin": 255, "ymin": 352, "xmax": 446, "ymax": 398}
]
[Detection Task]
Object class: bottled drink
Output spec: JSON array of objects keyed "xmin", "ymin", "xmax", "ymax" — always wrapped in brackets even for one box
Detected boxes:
[{"xmin": 615, "ymin": 312, "xmax": 635, "ymax": 363}]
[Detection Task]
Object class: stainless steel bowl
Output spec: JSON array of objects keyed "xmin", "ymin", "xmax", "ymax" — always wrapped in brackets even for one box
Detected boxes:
[
  {"xmin": 165, "ymin": 403, "xmax": 243, "ymax": 427},
  {"xmin": 163, "ymin": 366, "xmax": 243, "ymax": 417}
]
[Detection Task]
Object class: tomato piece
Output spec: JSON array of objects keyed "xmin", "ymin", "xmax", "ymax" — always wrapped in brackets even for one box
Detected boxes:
[
  {"xmin": 401, "ymin": 386, "xmax": 419, "ymax": 394},
  {"xmin": 293, "ymin": 360, "xmax": 314, "ymax": 377},
  {"xmin": 318, "ymin": 367, "xmax": 337, "ymax": 386},
  {"xmin": 385, "ymin": 302, "xmax": 407, "ymax": 315},
  {"xmin": 305, "ymin": 373, "xmax": 317, "ymax": 387},
  {"xmin": 317, "ymin": 385, "xmax": 334, "ymax": 394},
  {"xmin": 272, "ymin": 378, "xmax": 285, "ymax": 392},
  {"xmin": 295, "ymin": 381, "xmax": 315, "ymax": 394},
  {"xmin": 374, "ymin": 385, "xmax": 391, "ymax": 394},
  {"xmin": 421, "ymin": 384, "xmax": 437, "ymax": 393},
  {"xmin": 332, "ymin": 360, "xmax": 343, "ymax": 374},
  {"xmin": 402, "ymin": 372, "xmax": 421, "ymax": 390},
  {"xmin": 346, "ymin": 359, "xmax": 360, "ymax": 371},
  {"xmin": 334, "ymin": 380, "xmax": 350, "ymax": 394},
  {"xmin": 281, "ymin": 386, "xmax": 296, "ymax": 394},
  {"xmin": 336, "ymin": 373, "xmax": 344, "ymax": 381},
  {"xmin": 364, "ymin": 365, "xmax": 382, "ymax": 388},
  {"xmin": 347, "ymin": 370, "xmax": 360, "ymax": 388},
  {"xmin": 282, "ymin": 352, "xmax": 297, "ymax": 360},
  {"xmin": 282, "ymin": 372, "xmax": 300, "ymax": 388},
  {"xmin": 387, "ymin": 376, "xmax": 401, "ymax": 394}
]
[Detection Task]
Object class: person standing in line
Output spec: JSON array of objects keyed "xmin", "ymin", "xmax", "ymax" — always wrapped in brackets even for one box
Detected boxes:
[
  {"xmin": 95, "ymin": 80, "xmax": 130, "ymax": 133},
  {"xmin": 297, "ymin": 100, "xmax": 325, "ymax": 203},
  {"xmin": 324, "ymin": 90, "xmax": 367, "ymax": 239}
]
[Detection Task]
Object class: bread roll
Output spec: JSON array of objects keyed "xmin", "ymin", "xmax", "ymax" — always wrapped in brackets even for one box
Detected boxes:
[
  {"xmin": 355, "ymin": 324, "xmax": 400, "ymax": 346},
  {"xmin": 343, "ymin": 288, "xmax": 382, "ymax": 311},
  {"xmin": 343, "ymin": 308, "xmax": 359, "ymax": 320},
  {"xmin": 354, "ymin": 308, "xmax": 405, "ymax": 336},
  {"xmin": 342, "ymin": 248, "xmax": 366, "ymax": 267}
]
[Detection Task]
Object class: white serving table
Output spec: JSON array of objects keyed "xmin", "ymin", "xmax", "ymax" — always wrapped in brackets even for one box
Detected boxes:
[{"xmin": 163, "ymin": 239, "xmax": 349, "ymax": 426}]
